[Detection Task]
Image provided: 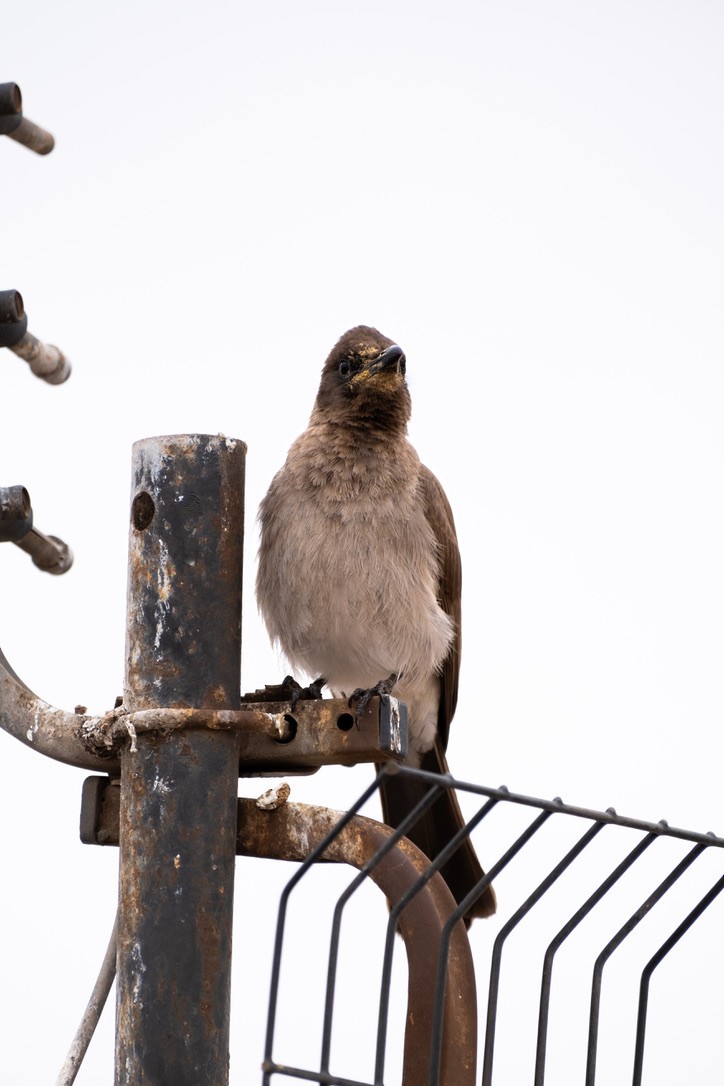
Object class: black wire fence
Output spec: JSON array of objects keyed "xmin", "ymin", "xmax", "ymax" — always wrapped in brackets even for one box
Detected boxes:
[{"xmin": 261, "ymin": 765, "xmax": 724, "ymax": 1086}]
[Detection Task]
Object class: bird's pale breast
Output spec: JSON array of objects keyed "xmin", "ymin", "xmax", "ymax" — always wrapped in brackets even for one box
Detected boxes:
[{"xmin": 256, "ymin": 424, "xmax": 453, "ymax": 743}]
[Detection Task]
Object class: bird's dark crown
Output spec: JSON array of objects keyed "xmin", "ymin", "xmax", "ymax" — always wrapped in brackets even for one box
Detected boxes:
[{"xmin": 313, "ymin": 325, "xmax": 411, "ymax": 431}]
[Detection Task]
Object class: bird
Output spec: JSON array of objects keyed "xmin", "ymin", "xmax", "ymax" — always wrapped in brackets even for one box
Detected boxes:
[{"xmin": 256, "ymin": 325, "xmax": 496, "ymax": 924}]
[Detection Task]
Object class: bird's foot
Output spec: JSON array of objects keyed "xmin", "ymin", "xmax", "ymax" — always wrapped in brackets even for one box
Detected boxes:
[
  {"xmin": 348, "ymin": 672, "xmax": 398, "ymax": 724},
  {"xmin": 280, "ymin": 674, "xmax": 326, "ymax": 712}
]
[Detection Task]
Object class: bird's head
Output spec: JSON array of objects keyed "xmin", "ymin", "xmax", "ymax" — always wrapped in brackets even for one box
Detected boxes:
[{"xmin": 314, "ymin": 325, "xmax": 411, "ymax": 430}]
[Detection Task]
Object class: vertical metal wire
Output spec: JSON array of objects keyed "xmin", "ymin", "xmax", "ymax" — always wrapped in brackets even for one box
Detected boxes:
[
  {"xmin": 428, "ymin": 809, "xmax": 553, "ymax": 1086},
  {"xmin": 534, "ymin": 830, "xmax": 659, "ymax": 1086},
  {"xmin": 319, "ymin": 783, "xmax": 446, "ymax": 1080},
  {"xmin": 481, "ymin": 819, "xmax": 606, "ymax": 1086},
  {"xmin": 631, "ymin": 872, "xmax": 724, "ymax": 1086},
  {"xmin": 584, "ymin": 843, "xmax": 706, "ymax": 1086},
  {"xmin": 262, "ymin": 775, "xmax": 386, "ymax": 1086}
]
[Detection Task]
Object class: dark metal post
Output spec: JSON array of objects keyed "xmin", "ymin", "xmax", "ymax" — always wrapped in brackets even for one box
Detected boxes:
[{"xmin": 116, "ymin": 434, "xmax": 246, "ymax": 1086}]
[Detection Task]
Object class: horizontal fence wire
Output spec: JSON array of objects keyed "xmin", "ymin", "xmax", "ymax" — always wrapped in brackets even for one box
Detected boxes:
[{"xmin": 261, "ymin": 767, "xmax": 724, "ymax": 1086}]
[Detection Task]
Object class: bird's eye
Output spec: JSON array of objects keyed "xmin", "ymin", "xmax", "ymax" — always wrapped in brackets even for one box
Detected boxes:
[{"xmin": 339, "ymin": 359, "xmax": 351, "ymax": 378}]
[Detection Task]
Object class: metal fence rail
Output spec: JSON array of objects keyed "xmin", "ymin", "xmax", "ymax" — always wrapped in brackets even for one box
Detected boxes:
[{"xmin": 262, "ymin": 766, "xmax": 724, "ymax": 1086}]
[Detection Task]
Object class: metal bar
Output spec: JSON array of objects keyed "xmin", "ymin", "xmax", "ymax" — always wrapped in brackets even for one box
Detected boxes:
[
  {"xmin": 8, "ymin": 329, "xmax": 70, "ymax": 383},
  {"xmin": 534, "ymin": 832, "xmax": 658, "ymax": 1086},
  {"xmin": 115, "ymin": 433, "xmax": 246, "ymax": 1086},
  {"xmin": 262, "ymin": 1063, "xmax": 373, "ymax": 1086},
  {"xmin": 13, "ymin": 525, "xmax": 73, "ymax": 573},
  {"xmin": 631, "ymin": 872, "xmax": 724, "ymax": 1086},
  {"xmin": 79, "ymin": 695, "xmax": 403, "ymax": 771},
  {"xmin": 0, "ymin": 482, "xmax": 72, "ymax": 573},
  {"xmin": 0, "ymin": 290, "xmax": 69, "ymax": 381},
  {"xmin": 394, "ymin": 772, "xmax": 724, "ymax": 849},
  {"xmin": 55, "ymin": 911, "xmax": 118, "ymax": 1086},
  {"xmin": 239, "ymin": 794, "xmax": 477, "ymax": 1086},
  {"xmin": 481, "ymin": 818, "xmax": 607, "ymax": 1086},
  {"xmin": 7, "ymin": 115, "xmax": 55, "ymax": 154},
  {"xmin": 585, "ymin": 842, "xmax": 706, "ymax": 1086},
  {"xmin": 0, "ymin": 647, "xmax": 116, "ymax": 771}
]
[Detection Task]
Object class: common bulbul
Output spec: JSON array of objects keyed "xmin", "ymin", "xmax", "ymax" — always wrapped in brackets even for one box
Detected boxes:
[{"xmin": 256, "ymin": 325, "xmax": 496, "ymax": 923}]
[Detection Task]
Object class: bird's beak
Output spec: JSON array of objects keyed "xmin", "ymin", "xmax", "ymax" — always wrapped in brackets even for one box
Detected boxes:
[{"xmin": 368, "ymin": 344, "xmax": 406, "ymax": 376}]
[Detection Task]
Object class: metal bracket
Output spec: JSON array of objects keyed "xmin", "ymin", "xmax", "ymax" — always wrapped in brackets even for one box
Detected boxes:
[{"xmin": 80, "ymin": 695, "xmax": 408, "ymax": 844}]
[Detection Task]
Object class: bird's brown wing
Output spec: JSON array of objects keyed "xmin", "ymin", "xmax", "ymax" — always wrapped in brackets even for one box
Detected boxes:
[
  {"xmin": 418, "ymin": 464, "xmax": 461, "ymax": 752},
  {"xmin": 379, "ymin": 465, "xmax": 496, "ymax": 923}
]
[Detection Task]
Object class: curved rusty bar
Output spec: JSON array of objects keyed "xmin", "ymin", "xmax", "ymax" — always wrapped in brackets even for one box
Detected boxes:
[
  {"xmin": 0, "ymin": 648, "xmax": 404, "ymax": 774},
  {"xmin": 0, "ymin": 648, "xmax": 117, "ymax": 771},
  {"xmin": 238, "ymin": 799, "xmax": 477, "ymax": 1086}
]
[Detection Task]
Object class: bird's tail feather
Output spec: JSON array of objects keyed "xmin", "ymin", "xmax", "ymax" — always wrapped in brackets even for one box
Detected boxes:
[{"xmin": 377, "ymin": 741, "xmax": 496, "ymax": 925}]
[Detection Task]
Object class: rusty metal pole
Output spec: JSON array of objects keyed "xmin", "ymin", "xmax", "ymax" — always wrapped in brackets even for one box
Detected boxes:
[{"xmin": 116, "ymin": 434, "xmax": 245, "ymax": 1086}]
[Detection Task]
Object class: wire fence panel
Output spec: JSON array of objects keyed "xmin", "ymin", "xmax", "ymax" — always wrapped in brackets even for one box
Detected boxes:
[{"xmin": 261, "ymin": 766, "xmax": 724, "ymax": 1086}]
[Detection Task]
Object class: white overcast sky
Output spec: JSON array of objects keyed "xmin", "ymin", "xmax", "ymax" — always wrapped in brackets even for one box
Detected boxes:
[{"xmin": 1, "ymin": 2, "xmax": 724, "ymax": 1083}]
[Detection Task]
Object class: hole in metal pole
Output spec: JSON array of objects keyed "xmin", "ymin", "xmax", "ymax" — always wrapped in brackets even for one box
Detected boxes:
[
  {"xmin": 274, "ymin": 714, "xmax": 298, "ymax": 744},
  {"xmin": 131, "ymin": 491, "xmax": 155, "ymax": 531},
  {"xmin": 336, "ymin": 713, "xmax": 354, "ymax": 731}
]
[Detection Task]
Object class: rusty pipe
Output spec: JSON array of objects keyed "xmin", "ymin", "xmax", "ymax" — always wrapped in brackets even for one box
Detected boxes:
[
  {"xmin": 115, "ymin": 434, "xmax": 246, "ymax": 1086},
  {"xmin": 0, "ymin": 648, "xmax": 117, "ymax": 771}
]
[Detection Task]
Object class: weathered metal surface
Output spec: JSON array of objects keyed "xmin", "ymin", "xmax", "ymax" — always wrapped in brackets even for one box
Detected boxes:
[
  {"xmin": 0, "ymin": 658, "xmax": 405, "ymax": 778},
  {"xmin": 82, "ymin": 785, "xmax": 476, "ymax": 1084},
  {"xmin": 0, "ymin": 290, "xmax": 69, "ymax": 380},
  {"xmin": 0, "ymin": 82, "xmax": 54, "ymax": 153},
  {"xmin": 239, "ymin": 800, "xmax": 477, "ymax": 1086},
  {"xmin": 0, "ymin": 289, "xmax": 28, "ymax": 347},
  {"xmin": 13, "ymin": 525, "xmax": 73, "ymax": 572},
  {"xmin": 0, "ymin": 648, "xmax": 117, "ymax": 771},
  {"xmin": 0, "ymin": 483, "xmax": 72, "ymax": 570},
  {"xmin": 80, "ymin": 694, "xmax": 406, "ymax": 771},
  {"xmin": 0, "ymin": 485, "xmax": 32, "ymax": 541},
  {"xmin": 8, "ymin": 330, "xmax": 71, "ymax": 383},
  {"xmin": 0, "ymin": 82, "xmax": 22, "ymax": 132},
  {"xmin": 124, "ymin": 435, "xmax": 246, "ymax": 712},
  {"xmin": 116, "ymin": 729, "xmax": 239, "ymax": 1086},
  {"xmin": 7, "ymin": 116, "xmax": 55, "ymax": 154},
  {"xmin": 115, "ymin": 434, "xmax": 246, "ymax": 1086},
  {"xmin": 235, "ymin": 693, "xmax": 407, "ymax": 774}
]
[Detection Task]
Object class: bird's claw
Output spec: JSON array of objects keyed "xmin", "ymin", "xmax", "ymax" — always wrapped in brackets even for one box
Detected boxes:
[
  {"xmin": 280, "ymin": 674, "xmax": 326, "ymax": 712},
  {"xmin": 348, "ymin": 673, "xmax": 398, "ymax": 724}
]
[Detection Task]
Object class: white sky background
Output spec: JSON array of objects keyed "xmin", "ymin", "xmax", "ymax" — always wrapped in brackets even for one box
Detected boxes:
[{"xmin": 1, "ymin": 1, "xmax": 723, "ymax": 1082}]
